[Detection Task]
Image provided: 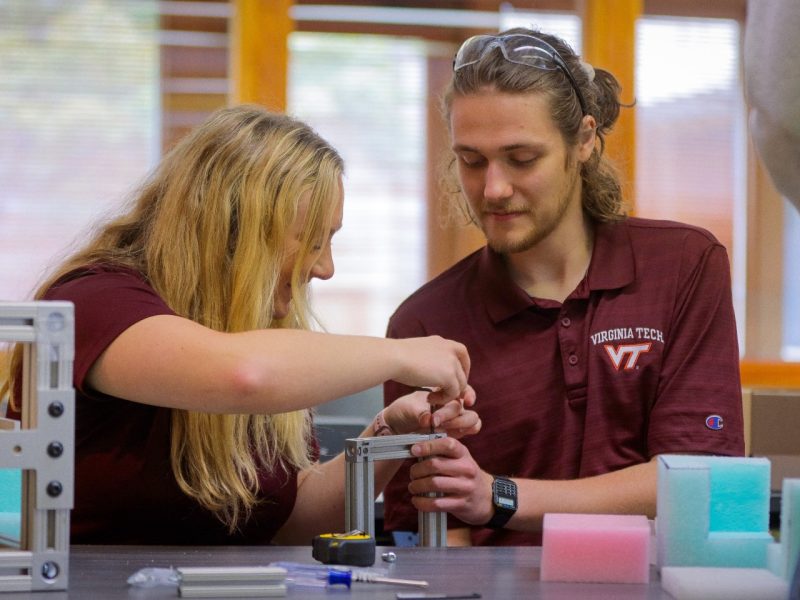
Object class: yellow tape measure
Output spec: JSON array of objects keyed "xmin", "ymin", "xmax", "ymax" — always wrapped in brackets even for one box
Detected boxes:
[{"xmin": 312, "ymin": 530, "xmax": 376, "ymax": 567}]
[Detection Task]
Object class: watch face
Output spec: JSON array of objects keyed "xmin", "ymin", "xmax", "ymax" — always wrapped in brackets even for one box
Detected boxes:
[
  {"xmin": 497, "ymin": 496, "xmax": 516, "ymax": 509},
  {"xmin": 493, "ymin": 478, "xmax": 518, "ymax": 510}
]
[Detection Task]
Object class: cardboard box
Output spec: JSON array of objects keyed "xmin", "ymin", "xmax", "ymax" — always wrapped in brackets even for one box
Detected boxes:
[{"xmin": 745, "ymin": 389, "xmax": 800, "ymax": 491}]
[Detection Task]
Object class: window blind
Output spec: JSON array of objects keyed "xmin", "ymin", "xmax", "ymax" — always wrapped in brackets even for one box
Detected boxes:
[
  {"xmin": 635, "ymin": 16, "xmax": 743, "ymax": 260},
  {"xmin": 634, "ymin": 16, "xmax": 747, "ymax": 348},
  {"xmin": 290, "ymin": 33, "xmax": 428, "ymax": 336},
  {"xmin": 0, "ymin": 0, "xmax": 159, "ymax": 301}
]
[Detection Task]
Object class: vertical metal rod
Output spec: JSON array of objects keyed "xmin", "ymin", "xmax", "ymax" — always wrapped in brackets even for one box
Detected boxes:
[
  {"xmin": 345, "ymin": 444, "xmax": 374, "ymax": 537},
  {"xmin": 343, "ymin": 434, "xmax": 446, "ymax": 548},
  {"xmin": 418, "ymin": 491, "xmax": 447, "ymax": 547}
]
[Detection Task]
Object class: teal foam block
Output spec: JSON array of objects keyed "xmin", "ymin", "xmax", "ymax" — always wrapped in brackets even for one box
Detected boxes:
[
  {"xmin": 0, "ymin": 468, "xmax": 21, "ymax": 512},
  {"xmin": 768, "ymin": 478, "xmax": 800, "ymax": 579},
  {"xmin": 0, "ymin": 468, "xmax": 22, "ymax": 545},
  {"xmin": 656, "ymin": 455, "xmax": 775, "ymax": 569},
  {"xmin": 660, "ymin": 566, "xmax": 788, "ymax": 600}
]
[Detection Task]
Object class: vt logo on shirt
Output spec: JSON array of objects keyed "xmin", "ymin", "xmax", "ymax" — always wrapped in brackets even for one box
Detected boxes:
[
  {"xmin": 590, "ymin": 326, "xmax": 665, "ymax": 371},
  {"xmin": 604, "ymin": 343, "xmax": 651, "ymax": 370}
]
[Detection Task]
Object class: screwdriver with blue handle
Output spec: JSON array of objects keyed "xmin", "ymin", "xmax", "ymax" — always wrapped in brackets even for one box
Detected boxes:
[{"xmin": 271, "ymin": 561, "xmax": 428, "ymax": 589}]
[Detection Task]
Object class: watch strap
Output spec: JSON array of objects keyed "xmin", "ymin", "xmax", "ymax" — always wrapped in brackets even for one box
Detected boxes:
[{"xmin": 485, "ymin": 476, "xmax": 518, "ymax": 529}]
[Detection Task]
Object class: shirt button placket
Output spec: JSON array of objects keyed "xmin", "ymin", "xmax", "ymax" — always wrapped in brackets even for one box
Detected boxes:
[
  {"xmin": 559, "ymin": 309, "xmax": 581, "ymax": 379},
  {"xmin": 559, "ymin": 305, "xmax": 587, "ymax": 409}
]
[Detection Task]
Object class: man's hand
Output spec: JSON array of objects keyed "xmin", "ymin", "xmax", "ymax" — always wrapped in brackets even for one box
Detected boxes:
[{"xmin": 407, "ymin": 436, "xmax": 494, "ymax": 526}]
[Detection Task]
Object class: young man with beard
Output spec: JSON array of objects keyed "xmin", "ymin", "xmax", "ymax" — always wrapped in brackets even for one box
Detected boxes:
[{"xmin": 382, "ymin": 28, "xmax": 744, "ymax": 546}]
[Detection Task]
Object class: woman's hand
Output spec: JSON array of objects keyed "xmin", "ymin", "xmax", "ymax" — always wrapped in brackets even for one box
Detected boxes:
[
  {"xmin": 382, "ymin": 385, "xmax": 480, "ymax": 440},
  {"xmin": 391, "ymin": 336, "xmax": 470, "ymax": 403}
]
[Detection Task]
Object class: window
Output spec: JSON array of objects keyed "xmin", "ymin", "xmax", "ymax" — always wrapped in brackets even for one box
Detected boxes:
[
  {"xmin": 500, "ymin": 8, "xmax": 581, "ymax": 48},
  {"xmin": 0, "ymin": 0, "xmax": 159, "ymax": 302},
  {"xmin": 784, "ymin": 202, "xmax": 800, "ymax": 360},
  {"xmin": 289, "ymin": 33, "xmax": 429, "ymax": 336},
  {"xmin": 634, "ymin": 16, "xmax": 748, "ymax": 349}
]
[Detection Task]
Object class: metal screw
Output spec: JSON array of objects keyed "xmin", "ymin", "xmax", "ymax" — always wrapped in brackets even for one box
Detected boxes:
[
  {"xmin": 41, "ymin": 561, "xmax": 60, "ymax": 580},
  {"xmin": 381, "ymin": 551, "xmax": 397, "ymax": 563},
  {"xmin": 46, "ymin": 481, "xmax": 63, "ymax": 497},
  {"xmin": 47, "ymin": 441, "xmax": 64, "ymax": 458},
  {"xmin": 48, "ymin": 402, "xmax": 64, "ymax": 418},
  {"xmin": 46, "ymin": 312, "xmax": 66, "ymax": 332}
]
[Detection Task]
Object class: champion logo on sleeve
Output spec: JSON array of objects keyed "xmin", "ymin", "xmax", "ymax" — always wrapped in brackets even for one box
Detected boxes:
[{"xmin": 705, "ymin": 415, "xmax": 724, "ymax": 430}]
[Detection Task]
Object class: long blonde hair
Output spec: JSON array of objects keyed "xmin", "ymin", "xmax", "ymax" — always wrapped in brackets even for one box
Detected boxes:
[{"xmin": 2, "ymin": 105, "xmax": 345, "ymax": 530}]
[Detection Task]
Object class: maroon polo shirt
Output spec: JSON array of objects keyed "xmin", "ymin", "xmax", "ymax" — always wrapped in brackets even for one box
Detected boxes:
[
  {"xmin": 383, "ymin": 217, "xmax": 744, "ymax": 546},
  {"xmin": 39, "ymin": 265, "xmax": 300, "ymax": 544}
]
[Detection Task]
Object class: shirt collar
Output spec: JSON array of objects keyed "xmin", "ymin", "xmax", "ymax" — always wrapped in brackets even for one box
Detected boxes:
[
  {"xmin": 478, "ymin": 219, "xmax": 636, "ymax": 323},
  {"xmin": 587, "ymin": 219, "xmax": 636, "ymax": 291},
  {"xmin": 478, "ymin": 247, "xmax": 536, "ymax": 323}
]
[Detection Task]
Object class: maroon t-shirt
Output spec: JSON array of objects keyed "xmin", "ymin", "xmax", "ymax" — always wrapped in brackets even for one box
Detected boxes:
[
  {"xmin": 41, "ymin": 265, "xmax": 299, "ymax": 544},
  {"xmin": 383, "ymin": 217, "xmax": 744, "ymax": 546}
]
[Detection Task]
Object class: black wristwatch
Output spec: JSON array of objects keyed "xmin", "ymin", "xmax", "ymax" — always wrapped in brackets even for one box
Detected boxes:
[{"xmin": 485, "ymin": 476, "xmax": 518, "ymax": 529}]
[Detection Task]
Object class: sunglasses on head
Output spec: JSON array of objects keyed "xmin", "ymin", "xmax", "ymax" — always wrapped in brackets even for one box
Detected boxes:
[{"xmin": 453, "ymin": 33, "xmax": 588, "ymax": 116}]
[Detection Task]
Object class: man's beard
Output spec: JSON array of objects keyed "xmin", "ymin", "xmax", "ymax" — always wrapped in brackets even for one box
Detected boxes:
[{"xmin": 483, "ymin": 169, "xmax": 579, "ymax": 255}]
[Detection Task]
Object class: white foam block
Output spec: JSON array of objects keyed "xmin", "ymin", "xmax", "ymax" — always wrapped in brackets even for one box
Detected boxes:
[{"xmin": 661, "ymin": 566, "xmax": 787, "ymax": 600}]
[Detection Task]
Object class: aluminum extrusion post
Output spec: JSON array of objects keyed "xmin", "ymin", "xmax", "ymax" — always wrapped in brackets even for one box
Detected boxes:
[
  {"xmin": 0, "ymin": 302, "xmax": 74, "ymax": 593},
  {"xmin": 344, "ymin": 433, "xmax": 447, "ymax": 547}
]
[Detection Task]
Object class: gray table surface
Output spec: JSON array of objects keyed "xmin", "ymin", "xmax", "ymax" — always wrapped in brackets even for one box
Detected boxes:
[{"xmin": 5, "ymin": 545, "xmax": 674, "ymax": 599}]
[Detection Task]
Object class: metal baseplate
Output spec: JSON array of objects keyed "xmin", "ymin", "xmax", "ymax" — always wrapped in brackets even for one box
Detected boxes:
[
  {"xmin": 0, "ymin": 302, "xmax": 74, "ymax": 592},
  {"xmin": 344, "ymin": 433, "xmax": 447, "ymax": 547}
]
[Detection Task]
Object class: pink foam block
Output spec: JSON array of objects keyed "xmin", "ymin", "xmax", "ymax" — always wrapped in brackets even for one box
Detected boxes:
[{"xmin": 540, "ymin": 513, "xmax": 651, "ymax": 583}]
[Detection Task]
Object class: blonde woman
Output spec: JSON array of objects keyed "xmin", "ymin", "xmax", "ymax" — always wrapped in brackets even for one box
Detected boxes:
[{"xmin": 3, "ymin": 105, "xmax": 478, "ymax": 544}]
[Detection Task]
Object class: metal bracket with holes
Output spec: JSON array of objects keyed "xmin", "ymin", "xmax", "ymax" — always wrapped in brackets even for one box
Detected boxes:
[
  {"xmin": 0, "ymin": 302, "xmax": 74, "ymax": 592},
  {"xmin": 344, "ymin": 433, "xmax": 447, "ymax": 547}
]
